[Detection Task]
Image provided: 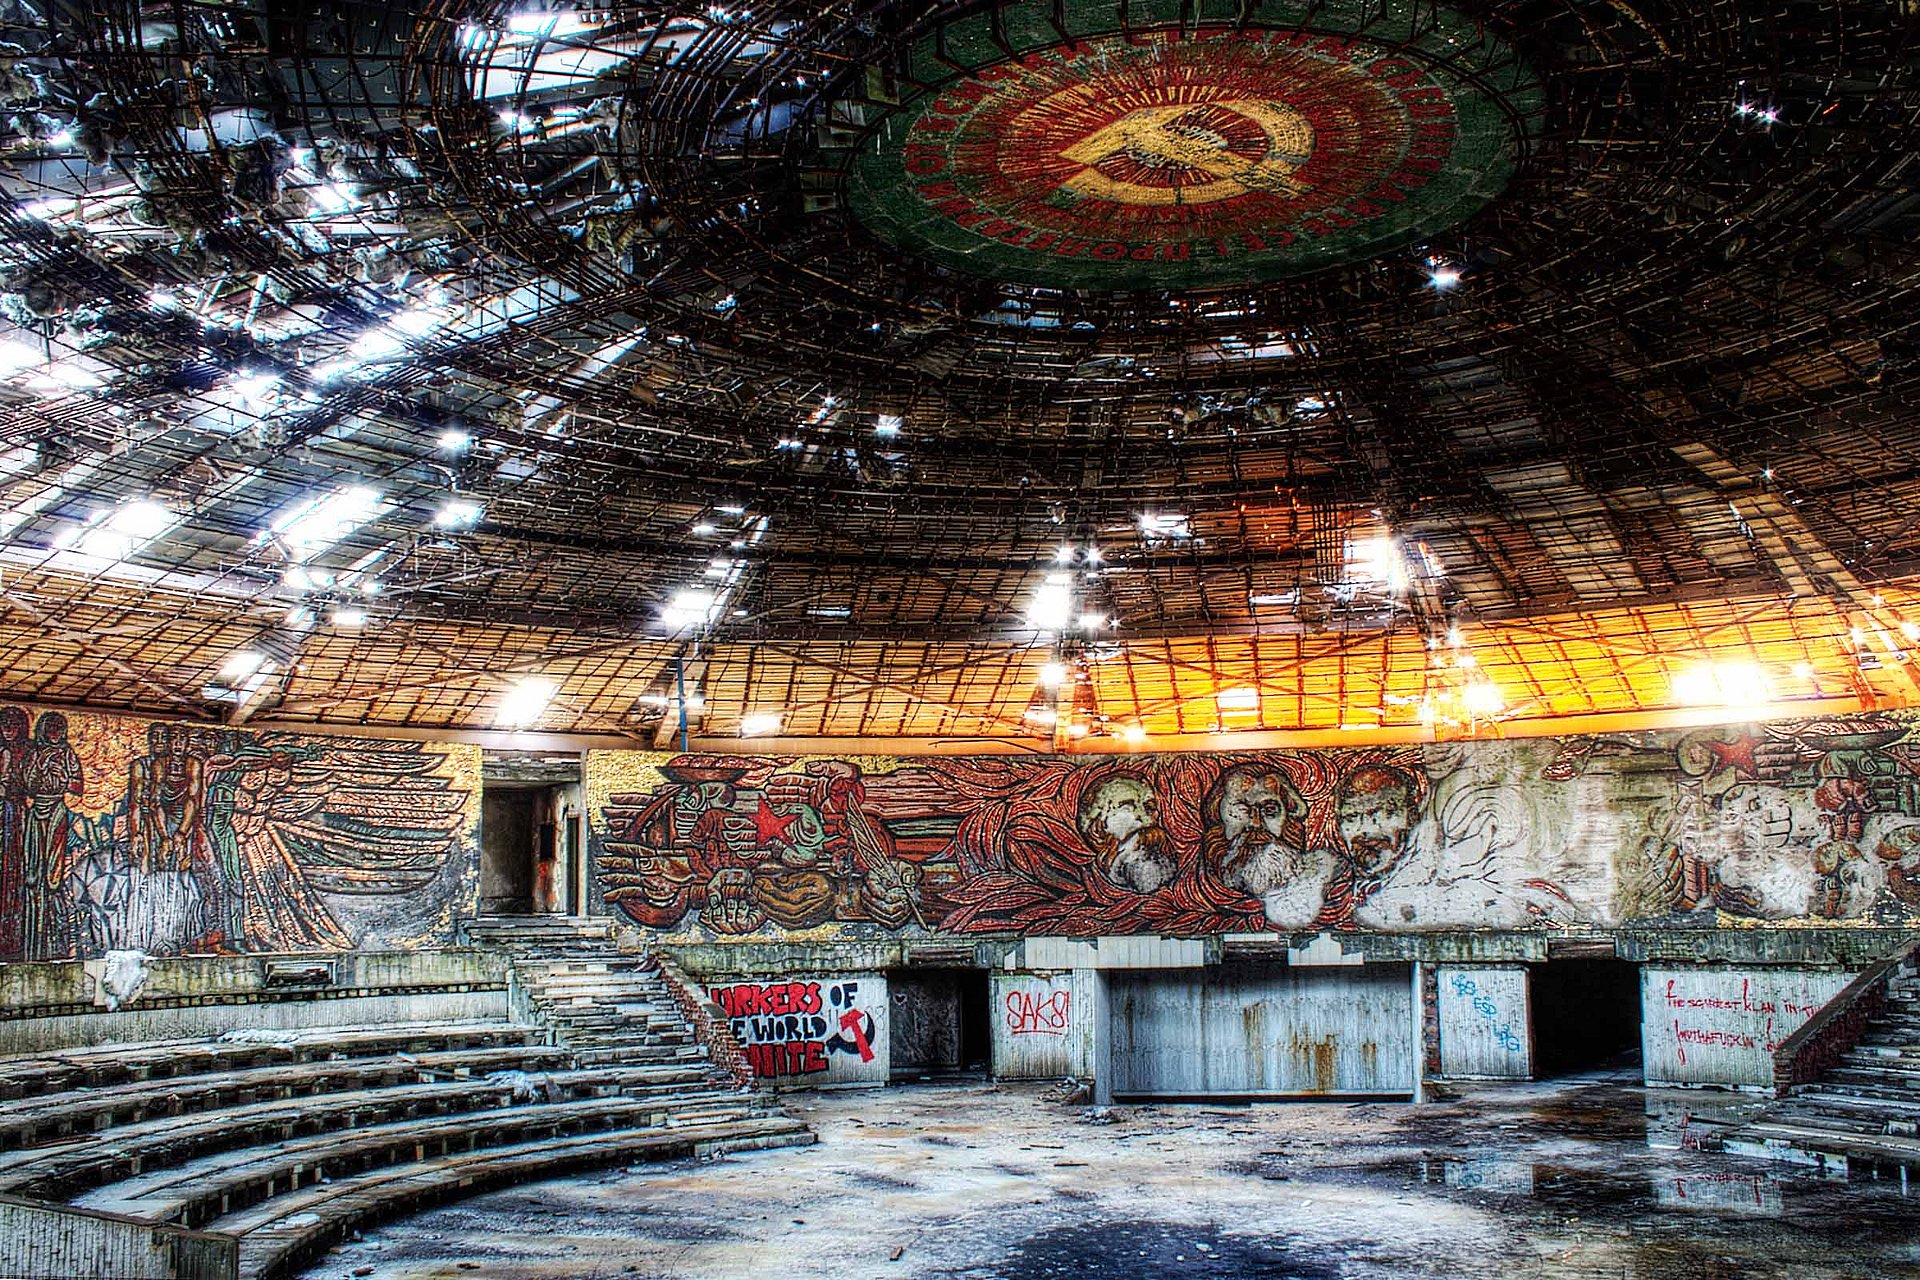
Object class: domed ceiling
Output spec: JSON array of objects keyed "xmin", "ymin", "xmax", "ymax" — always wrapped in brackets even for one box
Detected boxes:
[
  {"xmin": 847, "ymin": 0, "xmax": 1538, "ymax": 288},
  {"xmin": 0, "ymin": 0, "xmax": 1916, "ymax": 744}
]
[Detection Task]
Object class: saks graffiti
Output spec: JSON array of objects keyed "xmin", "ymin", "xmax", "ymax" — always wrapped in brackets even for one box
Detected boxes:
[
  {"xmin": 708, "ymin": 979, "xmax": 878, "ymax": 1077},
  {"xmin": 1005, "ymin": 987, "xmax": 1072, "ymax": 1037}
]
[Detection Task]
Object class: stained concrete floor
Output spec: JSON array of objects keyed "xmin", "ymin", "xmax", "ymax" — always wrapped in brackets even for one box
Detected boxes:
[{"xmin": 303, "ymin": 1071, "xmax": 1920, "ymax": 1280}]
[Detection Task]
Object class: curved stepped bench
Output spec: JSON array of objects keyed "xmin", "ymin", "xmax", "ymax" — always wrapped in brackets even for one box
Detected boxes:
[
  {"xmin": 70, "ymin": 1088, "xmax": 791, "ymax": 1227},
  {"xmin": 1, "ymin": 931, "xmax": 809, "ymax": 1280},
  {"xmin": 0, "ymin": 1043, "xmax": 574, "ymax": 1147},
  {"xmin": 1, "ymin": 1061, "xmax": 726, "ymax": 1202},
  {"xmin": 0, "ymin": 1021, "xmax": 545, "ymax": 1103},
  {"xmin": 219, "ymin": 1114, "xmax": 813, "ymax": 1280},
  {"xmin": 0, "ymin": 971, "xmax": 811, "ymax": 1280}
]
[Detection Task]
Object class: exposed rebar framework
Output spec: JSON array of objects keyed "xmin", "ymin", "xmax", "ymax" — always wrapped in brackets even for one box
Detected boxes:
[{"xmin": 0, "ymin": 0, "xmax": 1917, "ymax": 744}]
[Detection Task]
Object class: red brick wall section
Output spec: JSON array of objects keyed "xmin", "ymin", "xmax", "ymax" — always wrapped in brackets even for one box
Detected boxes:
[
  {"xmin": 652, "ymin": 954, "xmax": 757, "ymax": 1090},
  {"xmin": 1421, "ymin": 965, "xmax": 1443, "ymax": 1079},
  {"xmin": 1774, "ymin": 981, "xmax": 1888, "ymax": 1096}
]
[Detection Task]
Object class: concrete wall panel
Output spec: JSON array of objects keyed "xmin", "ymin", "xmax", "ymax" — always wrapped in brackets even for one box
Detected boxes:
[
  {"xmin": 991, "ymin": 970, "xmax": 1093, "ymax": 1080},
  {"xmin": 1641, "ymin": 966, "xmax": 1853, "ymax": 1088},
  {"xmin": 707, "ymin": 974, "xmax": 889, "ymax": 1086},
  {"xmin": 1436, "ymin": 965, "xmax": 1531, "ymax": 1079},
  {"xmin": 1108, "ymin": 963, "xmax": 1415, "ymax": 1097},
  {"xmin": 0, "ymin": 1196, "xmax": 236, "ymax": 1280}
]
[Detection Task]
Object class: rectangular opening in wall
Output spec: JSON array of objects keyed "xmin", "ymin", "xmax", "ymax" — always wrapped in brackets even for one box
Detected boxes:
[
  {"xmin": 887, "ymin": 968, "xmax": 991, "ymax": 1079},
  {"xmin": 479, "ymin": 751, "xmax": 582, "ymax": 917},
  {"xmin": 1530, "ymin": 959, "xmax": 1643, "ymax": 1078},
  {"xmin": 565, "ymin": 815, "xmax": 584, "ymax": 916},
  {"xmin": 478, "ymin": 786, "xmax": 539, "ymax": 916}
]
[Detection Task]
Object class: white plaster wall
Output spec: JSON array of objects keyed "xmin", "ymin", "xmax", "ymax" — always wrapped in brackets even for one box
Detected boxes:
[
  {"xmin": 991, "ymin": 969, "xmax": 1093, "ymax": 1080},
  {"xmin": 707, "ymin": 974, "xmax": 890, "ymax": 1087},
  {"xmin": 1436, "ymin": 965, "xmax": 1532, "ymax": 1079},
  {"xmin": 0, "ymin": 989, "xmax": 509, "ymax": 1056},
  {"xmin": 1641, "ymin": 966, "xmax": 1853, "ymax": 1089},
  {"xmin": 0, "ymin": 1198, "xmax": 231, "ymax": 1280}
]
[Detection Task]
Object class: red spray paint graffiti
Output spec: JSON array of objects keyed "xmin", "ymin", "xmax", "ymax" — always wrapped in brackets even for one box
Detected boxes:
[
  {"xmin": 1005, "ymin": 987, "xmax": 1073, "ymax": 1036},
  {"xmin": 708, "ymin": 978, "xmax": 878, "ymax": 1077}
]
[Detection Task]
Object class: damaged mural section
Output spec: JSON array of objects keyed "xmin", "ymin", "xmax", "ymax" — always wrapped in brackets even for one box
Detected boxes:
[
  {"xmin": 588, "ymin": 712, "xmax": 1920, "ymax": 938},
  {"xmin": 0, "ymin": 705, "xmax": 480, "ymax": 961}
]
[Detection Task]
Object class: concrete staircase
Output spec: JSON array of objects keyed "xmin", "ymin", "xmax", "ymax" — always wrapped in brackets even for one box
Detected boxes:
[
  {"xmin": 1725, "ymin": 950, "xmax": 1920, "ymax": 1173},
  {"xmin": 465, "ymin": 917, "xmax": 717, "ymax": 1067}
]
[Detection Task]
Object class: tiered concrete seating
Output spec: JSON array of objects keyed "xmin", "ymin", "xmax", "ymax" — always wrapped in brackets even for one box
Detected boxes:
[
  {"xmin": 0, "ymin": 1021, "xmax": 542, "ymax": 1102},
  {"xmin": 1726, "ymin": 953, "xmax": 1920, "ymax": 1170},
  {"xmin": 0, "ymin": 968, "xmax": 811, "ymax": 1280},
  {"xmin": 217, "ymin": 1114, "xmax": 806, "ymax": 1280}
]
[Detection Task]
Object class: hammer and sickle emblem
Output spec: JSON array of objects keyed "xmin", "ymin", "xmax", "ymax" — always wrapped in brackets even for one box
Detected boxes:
[{"xmin": 1058, "ymin": 99, "xmax": 1314, "ymax": 206}]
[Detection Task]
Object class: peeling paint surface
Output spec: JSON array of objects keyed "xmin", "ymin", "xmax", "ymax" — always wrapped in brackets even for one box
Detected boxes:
[
  {"xmin": 1109, "ymin": 964, "xmax": 1415, "ymax": 1096},
  {"xmin": 297, "ymin": 1074, "xmax": 1918, "ymax": 1279},
  {"xmin": 589, "ymin": 712, "xmax": 1920, "ymax": 944},
  {"xmin": 991, "ymin": 970, "xmax": 1092, "ymax": 1080},
  {"xmin": 1436, "ymin": 966, "xmax": 1531, "ymax": 1080},
  {"xmin": 1642, "ymin": 966, "xmax": 1853, "ymax": 1088}
]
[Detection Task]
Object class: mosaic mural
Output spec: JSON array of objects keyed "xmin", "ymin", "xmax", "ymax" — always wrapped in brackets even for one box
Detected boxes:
[
  {"xmin": 588, "ymin": 713, "xmax": 1920, "ymax": 939},
  {"xmin": 0, "ymin": 706, "xmax": 480, "ymax": 962},
  {"xmin": 845, "ymin": 0, "xmax": 1541, "ymax": 289}
]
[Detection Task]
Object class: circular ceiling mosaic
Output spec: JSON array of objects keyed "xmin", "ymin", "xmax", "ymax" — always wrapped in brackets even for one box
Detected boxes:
[{"xmin": 846, "ymin": 0, "xmax": 1542, "ymax": 290}]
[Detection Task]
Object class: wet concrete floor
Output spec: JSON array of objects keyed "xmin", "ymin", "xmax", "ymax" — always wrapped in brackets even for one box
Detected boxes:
[{"xmin": 304, "ymin": 1070, "xmax": 1920, "ymax": 1280}]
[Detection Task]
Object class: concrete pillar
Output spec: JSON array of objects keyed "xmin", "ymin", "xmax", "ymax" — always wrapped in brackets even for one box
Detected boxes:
[
  {"xmin": 1410, "ymin": 961, "xmax": 1426, "ymax": 1103},
  {"xmin": 1091, "ymin": 968, "xmax": 1113, "ymax": 1106}
]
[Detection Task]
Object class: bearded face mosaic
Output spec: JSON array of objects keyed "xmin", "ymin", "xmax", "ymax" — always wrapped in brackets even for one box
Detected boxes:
[
  {"xmin": 587, "ymin": 711, "xmax": 1920, "ymax": 940},
  {"xmin": 0, "ymin": 706, "xmax": 481, "ymax": 962},
  {"xmin": 845, "ymin": 0, "xmax": 1541, "ymax": 289}
]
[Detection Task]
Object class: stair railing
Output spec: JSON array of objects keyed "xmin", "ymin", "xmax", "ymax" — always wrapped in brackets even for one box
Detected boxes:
[{"xmin": 1771, "ymin": 935, "xmax": 1920, "ymax": 1098}]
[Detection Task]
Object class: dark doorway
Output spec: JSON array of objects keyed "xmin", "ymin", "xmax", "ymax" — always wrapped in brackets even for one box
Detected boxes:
[
  {"xmin": 564, "ymin": 814, "xmax": 585, "ymax": 916},
  {"xmin": 888, "ymin": 969, "xmax": 991, "ymax": 1079},
  {"xmin": 480, "ymin": 751, "xmax": 585, "ymax": 917},
  {"xmin": 480, "ymin": 787, "xmax": 541, "ymax": 915},
  {"xmin": 1530, "ymin": 960, "xmax": 1643, "ymax": 1077}
]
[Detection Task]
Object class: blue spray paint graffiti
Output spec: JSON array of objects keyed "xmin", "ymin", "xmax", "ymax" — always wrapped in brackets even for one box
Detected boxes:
[{"xmin": 1450, "ymin": 973, "xmax": 1526, "ymax": 1054}]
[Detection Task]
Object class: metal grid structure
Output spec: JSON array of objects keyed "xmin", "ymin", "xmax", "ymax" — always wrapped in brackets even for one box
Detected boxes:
[{"xmin": 1, "ymin": 0, "xmax": 1918, "ymax": 748}]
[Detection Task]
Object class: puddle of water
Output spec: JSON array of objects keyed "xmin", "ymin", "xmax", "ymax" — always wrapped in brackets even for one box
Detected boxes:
[
  {"xmin": 1527, "ymin": 1099, "xmax": 1649, "ymax": 1144},
  {"xmin": 1652, "ymin": 1170, "xmax": 1783, "ymax": 1214},
  {"xmin": 1643, "ymin": 1091, "xmax": 1772, "ymax": 1152},
  {"xmin": 1407, "ymin": 1158, "xmax": 1650, "ymax": 1209},
  {"xmin": 971, "ymin": 1221, "xmax": 1346, "ymax": 1279}
]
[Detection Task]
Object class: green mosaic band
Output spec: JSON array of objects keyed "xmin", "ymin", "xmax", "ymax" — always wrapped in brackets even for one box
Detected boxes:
[{"xmin": 847, "ymin": 0, "xmax": 1542, "ymax": 290}]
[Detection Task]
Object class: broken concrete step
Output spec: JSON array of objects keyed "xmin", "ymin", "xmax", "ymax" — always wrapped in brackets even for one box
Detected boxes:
[{"xmin": 1727, "ymin": 1120, "xmax": 1920, "ymax": 1171}]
